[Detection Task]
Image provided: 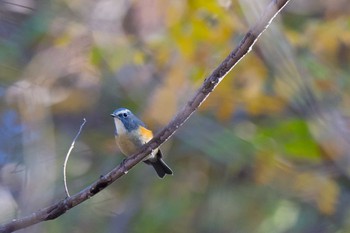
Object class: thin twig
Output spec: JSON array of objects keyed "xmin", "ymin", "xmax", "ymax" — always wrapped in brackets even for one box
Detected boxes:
[
  {"xmin": 63, "ymin": 118, "xmax": 87, "ymax": 197},
  {"xmin": 0, "ymin": 0, "xmax": 290, "ymax": 232},
  {"xmin": 0, "ymin": 0, "xmax": 36, "ymax": 11}
]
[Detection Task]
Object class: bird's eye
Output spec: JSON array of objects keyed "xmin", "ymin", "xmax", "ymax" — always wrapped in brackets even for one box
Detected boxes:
[{"xmin": 117, "ymin": 113, "xmax": 128, "ymax": 118}]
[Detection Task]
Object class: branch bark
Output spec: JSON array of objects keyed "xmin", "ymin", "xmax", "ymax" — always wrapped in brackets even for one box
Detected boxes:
[{"xmin": 0, "ymin": 0, "xmax": 290, "ymax": 232}]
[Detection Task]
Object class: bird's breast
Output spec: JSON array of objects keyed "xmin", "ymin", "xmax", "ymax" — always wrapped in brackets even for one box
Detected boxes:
[
  {"xmin": 116, "ymin": 134, "xmax": 141, "ymax": 156},
  {"xmin": 115, "ymin": 127, "xmax": 158, "ymax": 159}
]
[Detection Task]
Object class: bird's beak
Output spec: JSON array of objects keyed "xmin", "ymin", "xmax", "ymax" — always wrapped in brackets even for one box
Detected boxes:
[{"xmin": 110, "ymin": 113, "xmax": 115, "ymax": 118}]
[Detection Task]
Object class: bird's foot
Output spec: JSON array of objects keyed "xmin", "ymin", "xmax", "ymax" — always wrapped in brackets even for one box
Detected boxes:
[{"xmin": 120, "ymin": 158, "xmax": 129, "ymax": 174}]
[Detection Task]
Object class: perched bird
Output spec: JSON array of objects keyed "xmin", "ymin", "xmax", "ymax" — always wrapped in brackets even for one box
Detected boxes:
[{"xmin": 110, "ymin": 108, "xmax": 173, "ymax": 178}]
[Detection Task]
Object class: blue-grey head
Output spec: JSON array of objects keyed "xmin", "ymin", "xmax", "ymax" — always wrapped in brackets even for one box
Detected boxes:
[{"xmin": 110, "ymin": 108, "xmax": 145, "ymax": 135}]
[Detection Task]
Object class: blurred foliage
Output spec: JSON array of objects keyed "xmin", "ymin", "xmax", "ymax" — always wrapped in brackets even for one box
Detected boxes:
[{"xmin": 1, "ymin": 0, "xmax": 350, "ymax": 232}]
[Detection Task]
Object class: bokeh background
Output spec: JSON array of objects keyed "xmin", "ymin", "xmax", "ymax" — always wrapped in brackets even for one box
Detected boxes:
[{"xmin": 1, "ymin": 0, "xmax": 350, "ymax": 232}]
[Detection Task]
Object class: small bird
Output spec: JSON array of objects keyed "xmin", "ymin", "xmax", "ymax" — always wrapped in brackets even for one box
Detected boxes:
[{"xmin": 110, "ymin": 108, "xmax": 173, "ymax": 178}]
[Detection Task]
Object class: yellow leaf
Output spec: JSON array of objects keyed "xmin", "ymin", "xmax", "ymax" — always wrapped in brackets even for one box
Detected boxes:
[
  {"xmin": 143, "ymin": 62, "xmax": 192, "ymax": 126},
  {"xmin": 254, "ymin": 151, "xmax": 276, "ymax": 184},
  {"xmin": 316, "ymin": 178, "xmax": 339, "ymax": 215}
]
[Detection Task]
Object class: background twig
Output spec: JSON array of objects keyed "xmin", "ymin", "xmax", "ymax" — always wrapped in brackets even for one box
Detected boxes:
[
  {"xmin": 63, "ymin": 118, "xmax": 87, "ymax": 197},
  {"xmin": 0, "ymin": 0, "xmax": 290, "ymax": 232}
]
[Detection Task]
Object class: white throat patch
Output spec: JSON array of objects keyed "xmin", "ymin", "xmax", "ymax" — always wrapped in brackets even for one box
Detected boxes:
[{"xmin": 114, "ymin": 118, "xmax": 127, "ymax": 135}]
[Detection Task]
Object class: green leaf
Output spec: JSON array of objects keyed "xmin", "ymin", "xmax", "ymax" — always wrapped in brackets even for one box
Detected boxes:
[{"xmin": 254, "ymin": 118, "xmax": 321, "ymax": 161}]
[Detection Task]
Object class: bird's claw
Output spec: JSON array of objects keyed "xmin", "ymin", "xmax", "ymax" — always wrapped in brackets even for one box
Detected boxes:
[{"xmin": 120, "ymin": 158, "xmax": 129, "ymax": 174}]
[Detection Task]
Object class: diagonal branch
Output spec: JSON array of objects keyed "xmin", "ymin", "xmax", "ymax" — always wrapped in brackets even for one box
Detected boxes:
[{"xmin": 0, "ymin": 0, "xmax": 290, "ymax": 232}]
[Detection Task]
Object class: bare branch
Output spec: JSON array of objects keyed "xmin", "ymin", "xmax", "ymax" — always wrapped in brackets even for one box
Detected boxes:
[
  {"xmin": 63, "ymin": 118, "xmax": 87, "ymax": 197},
  {"xmin": 0, "ymin": 0, "xmax": 290, "ymax": 232},
  {"xmin": 0, "ymin": 0, "xmax": 36, "ymax": 11}
]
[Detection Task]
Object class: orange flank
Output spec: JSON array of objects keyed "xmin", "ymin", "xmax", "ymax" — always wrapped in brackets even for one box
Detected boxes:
[{"xmin": 139, "ymin": 126, "xmax": 154, "ymax": 142}]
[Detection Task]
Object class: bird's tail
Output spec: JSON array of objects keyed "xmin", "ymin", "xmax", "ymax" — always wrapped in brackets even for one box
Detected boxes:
[{"xmin": 144, "ymin": 150, "xmax": 173, "ymax": 178}]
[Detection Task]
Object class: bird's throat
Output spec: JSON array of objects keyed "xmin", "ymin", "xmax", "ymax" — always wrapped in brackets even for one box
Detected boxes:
[{"xmin": 114, "ymin": 118, "xmax": 127, "ymax": 135}]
